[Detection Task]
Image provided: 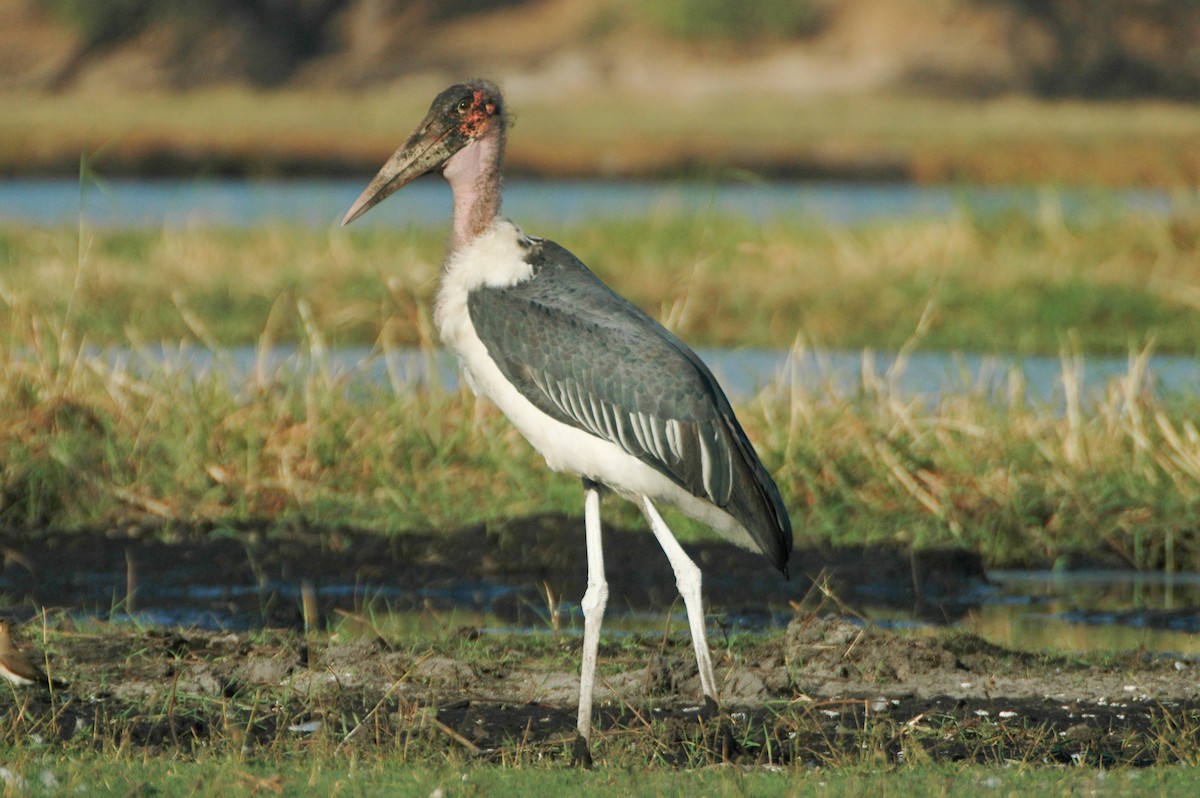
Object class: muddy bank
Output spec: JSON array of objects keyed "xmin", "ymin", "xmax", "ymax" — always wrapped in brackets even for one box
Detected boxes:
[
  {"xmin": 0, "ymin": 515, "xmax": 989, "ymax": 629},
  {"xmin": 8, "ymin": 616, "xmax": 1199, "ymax": 766},
  {"xmin": 4, "ymin": 517, "xmax": 1196, "ymax": 766}
]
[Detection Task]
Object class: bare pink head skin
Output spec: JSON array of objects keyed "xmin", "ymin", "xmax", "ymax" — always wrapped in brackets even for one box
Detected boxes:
[{"xmin": 342, "ymin": 80, "xmax": 506, "ymax": 252}]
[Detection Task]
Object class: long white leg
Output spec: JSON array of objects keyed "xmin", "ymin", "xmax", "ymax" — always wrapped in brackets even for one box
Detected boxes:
[
  {"xmin": 576, "ymin": 480, "xmax": 608, "ymax": 752},
  {"xmin": 639, "ymin": 496, "xmax": 718, "ymax": 708}
]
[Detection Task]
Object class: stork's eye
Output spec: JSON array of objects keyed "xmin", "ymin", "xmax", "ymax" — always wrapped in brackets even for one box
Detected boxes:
[{"xmin": 456, "ymin": 98, "xmax": 472, "ymax": 114}]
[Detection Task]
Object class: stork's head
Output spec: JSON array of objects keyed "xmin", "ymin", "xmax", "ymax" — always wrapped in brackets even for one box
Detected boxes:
[{"xmin": 342, "ymin": 80, "xmax": 505, "ymax": 225}]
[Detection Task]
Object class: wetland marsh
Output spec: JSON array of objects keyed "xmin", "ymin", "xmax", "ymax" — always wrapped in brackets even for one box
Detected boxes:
[{"xmin": 2, "ymin": 188, "xmax": 1200, "ymax": 788}]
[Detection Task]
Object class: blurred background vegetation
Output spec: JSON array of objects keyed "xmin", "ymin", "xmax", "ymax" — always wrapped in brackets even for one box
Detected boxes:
[
  {"xmin": 11, "ymin": 0, "xmax": 1200, "ymax": 96},
  {"xmin": 2, "ymin": 0, "xmax": 1198, "ymax": 181}
]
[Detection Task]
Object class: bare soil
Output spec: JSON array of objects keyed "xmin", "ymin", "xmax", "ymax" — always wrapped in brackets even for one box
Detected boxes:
[
  {"xmin": 2, "ymin": 519, "xmax": 1199, "ymax": 766},
  {"xmin": 6, "ymin": 616, "xmax": 1199, "ymax": 767}
]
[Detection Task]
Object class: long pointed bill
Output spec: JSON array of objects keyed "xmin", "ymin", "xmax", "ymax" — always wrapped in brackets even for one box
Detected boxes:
[{"xmin": 341, "ymin": 123, "xmax": 459, "ymax": 226}]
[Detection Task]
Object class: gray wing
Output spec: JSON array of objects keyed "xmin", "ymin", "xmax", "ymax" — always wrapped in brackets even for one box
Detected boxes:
[
  {"xmin": 469, "ymin": 237, "xmax": 793, "ymax": 572},
  {"xmin": 468, "ymin": 238, "xmax": 738, "ymax": 506}
]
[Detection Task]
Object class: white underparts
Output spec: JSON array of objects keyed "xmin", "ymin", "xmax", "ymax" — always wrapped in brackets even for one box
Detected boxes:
[{"xmin": 434, "ymin": 220, "xmax": 758, "ymax": 552}]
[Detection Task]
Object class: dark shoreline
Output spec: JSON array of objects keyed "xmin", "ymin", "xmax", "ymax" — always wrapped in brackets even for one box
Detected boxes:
[{"xmin": 1, "ymin": 150, "xmax": 914, "ymax": 183}]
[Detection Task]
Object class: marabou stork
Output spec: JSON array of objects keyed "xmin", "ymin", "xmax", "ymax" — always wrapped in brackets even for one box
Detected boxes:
[{"xmin": 341, "ymin": 80, "xmax": 792, "ymax": 765}]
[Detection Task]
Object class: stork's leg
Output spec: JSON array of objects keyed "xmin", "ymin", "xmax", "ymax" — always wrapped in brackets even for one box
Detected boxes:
[
  {"xmin": 639, "ymin": 496, "xmax": 718, "ymax": 710},
  {"xmin": 574, "ymin": 479, "xmax": 608, "ymax": 766}
]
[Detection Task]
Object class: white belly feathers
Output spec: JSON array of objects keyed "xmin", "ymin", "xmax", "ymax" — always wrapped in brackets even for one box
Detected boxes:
[{"xmin": 433, "ymin": 220, "xmax": 757, "ymax": 551}]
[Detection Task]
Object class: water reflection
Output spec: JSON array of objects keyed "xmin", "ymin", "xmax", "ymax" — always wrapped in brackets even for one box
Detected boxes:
[
  {"xmin": 966, "ymin": 606, "xmax": 1200, "ymax": 657},
  {"xmin": 91, "ymin": 568, "xmax": 1200, "ymax": 657},
  {"xmin": 966, "ymin": 571, "xmax": 1200, "ymax": 655},
  {"xmin": 29, "ymin": 543, "xmax": 1200, "ymax": 657}
]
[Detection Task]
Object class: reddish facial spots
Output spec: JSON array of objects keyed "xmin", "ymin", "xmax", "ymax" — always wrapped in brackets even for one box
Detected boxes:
[{"xmin": 458, "ymin": 91, "xmax": 499, "ymax": 138}]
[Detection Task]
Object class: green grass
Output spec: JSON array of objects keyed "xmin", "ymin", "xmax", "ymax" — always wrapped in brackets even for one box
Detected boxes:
[
  {"xmin": 3, "ymin": 204, "xmax": 1200, "ymax": 354},
  {"xmin": 3, "ymin": 755, "xmax": 1197, "ymax": 797},
  {"xmin": 2, "ymin": 301, "xmax": 1200, "ymax": 569}
]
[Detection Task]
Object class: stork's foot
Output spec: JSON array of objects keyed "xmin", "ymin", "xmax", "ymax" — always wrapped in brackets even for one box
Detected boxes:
[
  {"xmin": 681, "ymin": 694, "xmax": 721, "ymax": 718},
  {"xmin": 571, "ymin": 733, "xmax": 593, "ymax": 769}
]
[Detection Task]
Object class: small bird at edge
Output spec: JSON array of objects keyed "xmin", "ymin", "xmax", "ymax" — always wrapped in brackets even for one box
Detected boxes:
[{"xmin": 0, "ymin": 619, "xmax": 66, "ymax": 690}]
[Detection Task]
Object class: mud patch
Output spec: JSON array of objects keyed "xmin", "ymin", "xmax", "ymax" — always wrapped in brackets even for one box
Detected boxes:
[
  {"xmin": 5, "ymin": 616, "xmax": 1197, "ymax": 767},
  {"xmin": 0, "ymin": 516, "xmax": 988, "ymax": 630},
  {"xmin": 0, "ymin": 520, "xmax": 1193, "ymax": 765}
]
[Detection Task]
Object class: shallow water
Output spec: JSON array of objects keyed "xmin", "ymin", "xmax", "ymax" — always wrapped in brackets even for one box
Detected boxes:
[
  {"xmin": 0, "ymin": 177, "xmax": 1178, "ymax": 229},
  {"xmin": 13, "ymin": 531, "xmax": 1195, "ymax": 657},
  {"xmin": 969, "ymin": 570, "xmax": 1200, "ymax": 655},
  {"xmin": 90, "ymin": 343, "xmax": 1200, "ymax": 403},
  {"xmin": 86, "ymin": 568, "xmax": 1200, "ymax": 657},
  {"xmin": 0, "ymin": 506, "xmax": 1194, "ymax": 656}
]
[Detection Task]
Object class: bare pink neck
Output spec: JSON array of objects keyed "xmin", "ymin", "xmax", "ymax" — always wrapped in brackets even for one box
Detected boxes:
[{"xmin": 443, "ymin": 128, "xmax": 504, "ymax": 252}]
